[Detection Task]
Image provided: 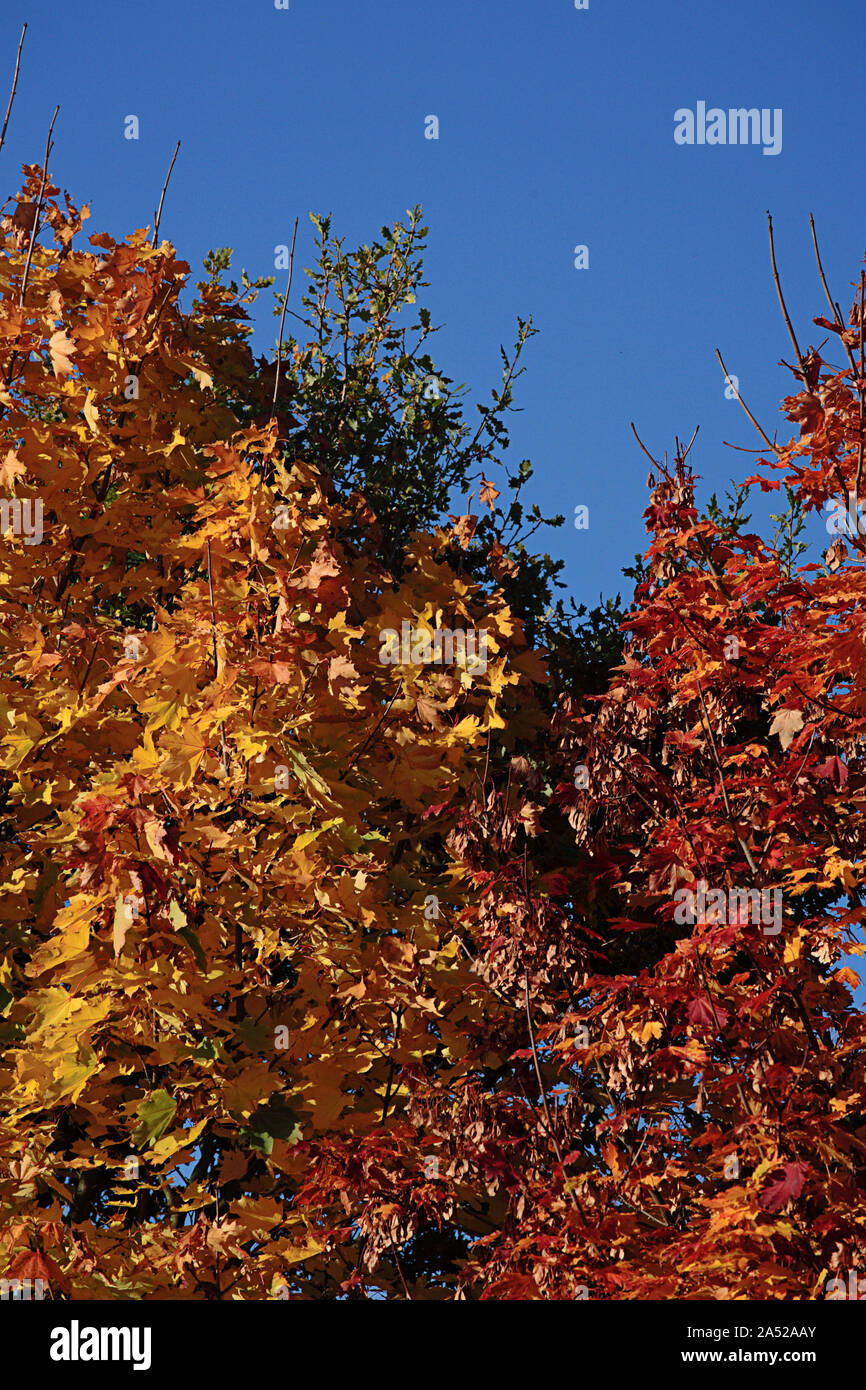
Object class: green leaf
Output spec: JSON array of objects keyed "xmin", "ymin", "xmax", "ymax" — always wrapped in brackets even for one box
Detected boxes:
[
  {"xmin": 133, "ymin": 1089, "xmax": 177, "ymax": 1149},
  {"xmin": 178, "ymin": 926, "xmax": 207, "ymax": 972},
  {"xmin": 168, "ymin": 900, "xmax": 187, "ymax": 931},
  {"xmin": 247, "ymin": 1096, "xmax": 301, "ymax": 1155}
]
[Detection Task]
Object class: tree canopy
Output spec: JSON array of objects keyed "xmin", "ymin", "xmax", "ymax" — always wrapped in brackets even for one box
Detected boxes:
[{"xmin": 1, "ymin": 156, "xmax": 865, "ymax": 1301}]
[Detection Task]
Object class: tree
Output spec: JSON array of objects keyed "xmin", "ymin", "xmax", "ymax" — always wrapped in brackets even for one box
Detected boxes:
[
  {"xmin": 202, "ymin": 208, "xmax": 624, "ymax": 678},
  {"xmin": 5, "ymin": 134, "xmax": 863, "ymax": 1303},
  {"xmin": 0, "ymin": 163, "xmax": 558, "ymax": 1299},
  {"xmin": 384, "ymin": 243, "xmax": 866, "ymax": 1299}
]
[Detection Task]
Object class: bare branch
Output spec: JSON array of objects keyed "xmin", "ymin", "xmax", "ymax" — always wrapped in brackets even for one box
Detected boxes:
[
  {"xmin": 715, "ymin": 348, "xmax": 781, "ymax": 455},
  {"xmin": 809, "ymin": 213, "xmax": 858, "ymax": 376},
  {"xmin": 0, "ymin": 23, "xmax": 26, "ymax": 159},
  {"xmin": 271, "ymin": 215, "xmax": 299, "ymax": 421},
  {"xmin": 19, "ymin": 104, "xmax": 60, "ymax": 310},
  {"xmin": 767, "ymin": 212, "xmax": 806, "ymax": 378},
  {"xmin": 696, "ymin": 678, "xmax": 758, "ymax": 875},
  {"xmin": 152, "ymin": 140, "xmax": 180, "ymax": 247},
  {"xmin": 857, "ymin": 270, "xmax": 865, "ymax": 501},
  {"xmin": 630, "ymin": 420, "xmax": 661, "ymax": 468},
  {"xmin": 678, "ymin": 424, "xmax": 700, "ymax": 462}
]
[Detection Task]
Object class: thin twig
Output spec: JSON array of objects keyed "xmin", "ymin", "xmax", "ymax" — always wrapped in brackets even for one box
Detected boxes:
[
  {"xmin": 388, "ymin": 1235, "xmax": 413, "ymax": 1300},
  {"xmin": 809, "ymin": 214, "xmax": 858, "ymax": 376},
  {"xmin": 271, "ymin": 216, "xmax": 299, "ymax": 420},
  {"xmin": 678, "ymin": 424, "xmax": 700, "ymax": 462},
  {"xmin": 523, "ymin": 967, "xmax": 580, "ymax": 1215},
  {"xmin": 19, "ymin": 105, "xmax": 59, "ymax": 309},
  {"xmin": 715, "ymin": 349, "xmax": 781, "ymax": 455},
  {"xmin": 345, "ymin": 685, "xmax": 402, "ymax": 768},
  {"xmin": 206, "ymin": 538, "xmax": 229, "ymax": 773},
  {"xmin": 152, "ymin": 140, "xmax": 180, "ymax": 247},
  {"xmin": 857, "ymin": 271, "xmax": 865, "ymax": 502},
  {"xmin": 630, "ymin": 421, "xmax": 661, "ymax": 469},
  {"xmin": 206, "ymin": 539, "xmax": 219, "ymax": 679},
  {"xmin": 695, "ymin": 679, "xmax": 758, "ymax": 875},
  {"xmin": 767, "ymin": 212, "xmax": 806, "ymax": 378},
  {"xmin": 0, "ymin": 24, "xmax": 26, "ymax": 158}
]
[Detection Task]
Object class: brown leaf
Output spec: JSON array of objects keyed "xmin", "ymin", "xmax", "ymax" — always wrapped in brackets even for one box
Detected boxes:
[
  {"xmin": 0, "ymin": 449, "xmax": 26, "ymax": 487},
  {"xmin": 479, "ymin": 475, "xmax": 500, "ymax": 512},
  {"xmin": 769, "ymin": 708, "xmax": 803, "ymax": 751},
  {"xmin": 48, "ymin": 328, "xmax": 75, "ymax": 378}
]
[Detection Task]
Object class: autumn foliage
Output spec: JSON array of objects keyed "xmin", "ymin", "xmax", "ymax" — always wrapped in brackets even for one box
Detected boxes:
[{"xmin": 2, "ymin": 155, "xmax": 866, "ymax": 1300}]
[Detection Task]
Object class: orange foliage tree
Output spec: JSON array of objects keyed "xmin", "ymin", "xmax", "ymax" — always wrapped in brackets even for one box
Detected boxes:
[{"xmin": 0, "ymin": 165, "xmax": 550, "ymax": 1299}]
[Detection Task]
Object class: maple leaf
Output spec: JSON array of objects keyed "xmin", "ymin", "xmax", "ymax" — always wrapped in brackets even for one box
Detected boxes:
[
  {"xmin": 5, "ymin": 1248, "xmax": 69, "ymax": 1297},
  {"xmin": 205, "ymin": 1218, "xmax": 247, "ymax": 1259},
  {"xmin": 415, "ymin": 695, "xmax": 444, "ymax": 727},
  {"xmin": 48, "ymin": 328, "xmax": 75, "ymax": 377},
  {"xmin": 0, "ymin": 449, "xmax": 26, "ymax": 487},
  {"xmin": 814, "ymin": 754, "xmax": 848, "ymax": 788},
  {"xmin": 479, "ymin": 475, "xmax": 500, "ymax": 512},
  {"xmin": 759, "ymin": 1162, "xmax": 810, "ymax": 1212},
  {"xmin": 518, "ymin": 801, "xmax": 543, "ymax": 836},
  {"xmin": 327, "ymin": 653, "xmax": 359, "ymax": 690},
  {"xmin": 448, "ymin": 512, "xmax": 478, "ymax": 548},
  {"xmin": 133, "ymin": 1090, "xmax": 177, "ymax": 1148},
  {"xmin": 11, "ymin": 201, "xmax": 37, "ymax": 236},
  {"xmin": 687, "ymin": 997, "xmax": 727, "ymax": 1031},
  {"xmin": 297, "ymin": 539, "xmax": 341, "ymax": 589},
  {"xmin": 769, "ymin": 707, "xmax": 803, "ymax": 750}
]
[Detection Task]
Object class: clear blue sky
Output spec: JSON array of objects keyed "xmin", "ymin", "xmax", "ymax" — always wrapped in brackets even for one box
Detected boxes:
[{"xmin": 3, "ymin": 0, "xmax": 863, "ymax": 605}]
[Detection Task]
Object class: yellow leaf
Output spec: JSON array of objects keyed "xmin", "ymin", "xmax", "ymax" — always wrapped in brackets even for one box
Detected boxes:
[
  {"xmin": 139, "ymin": 695, "xmax": 183, "ymax": 733},
  {"xmin": 191, "ymin": 365, "xmax": 213, "ymax": 391},
  {"xmin": 277, "ymin": 1237, "xmax": 324, "ymax": 1268},
  {"xmin": 834, "ymin": 966, "xmax": 860, "ymax": 990},
  {"xmin": 113, "ymin": 893, "xmax": 133, "ymax": 957},
  {"xmin": 783, "ymin": 931, "xmax": 804, "ymax": 964},
  {"xmin": 130, "ymin": 724, "xmax": 160, "ymax": 773},
  {"xmin": 635, "ymin": 1020, "xmax": 663, "ymax": 1044},
  {"xmin": 48, "ymin": 328, "xmax": 75, "ymax": 377},
  {"xmin": 26, "ymin": 896, "xmax": 93, "ymax": 976},
  {"xmin": 451, "ymin": 715, "xmax": 480, "ymax": 740},
  {"xmin": 158, "ymin": 725, "xmax": 206, "ymax": 786},
  {"xmin": 482, "ymin": 704, "xmax": 506, "ymax": 731},
  {"xmin": 150, "ymin": 1117, "xmax": 208, "ymax": 1165},
  {"xmin": 83, "ymin": 390, "xmax": 100, "ymax": 434},
  {"xmin": 293, "ymin": 818, "xmax": 341, "ymax": 853}
]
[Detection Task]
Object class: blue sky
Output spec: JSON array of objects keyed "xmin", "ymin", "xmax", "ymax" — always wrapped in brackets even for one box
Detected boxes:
[{"xmin": 3, "ymin": 0, "xmax": 863, "ymax": 606}]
